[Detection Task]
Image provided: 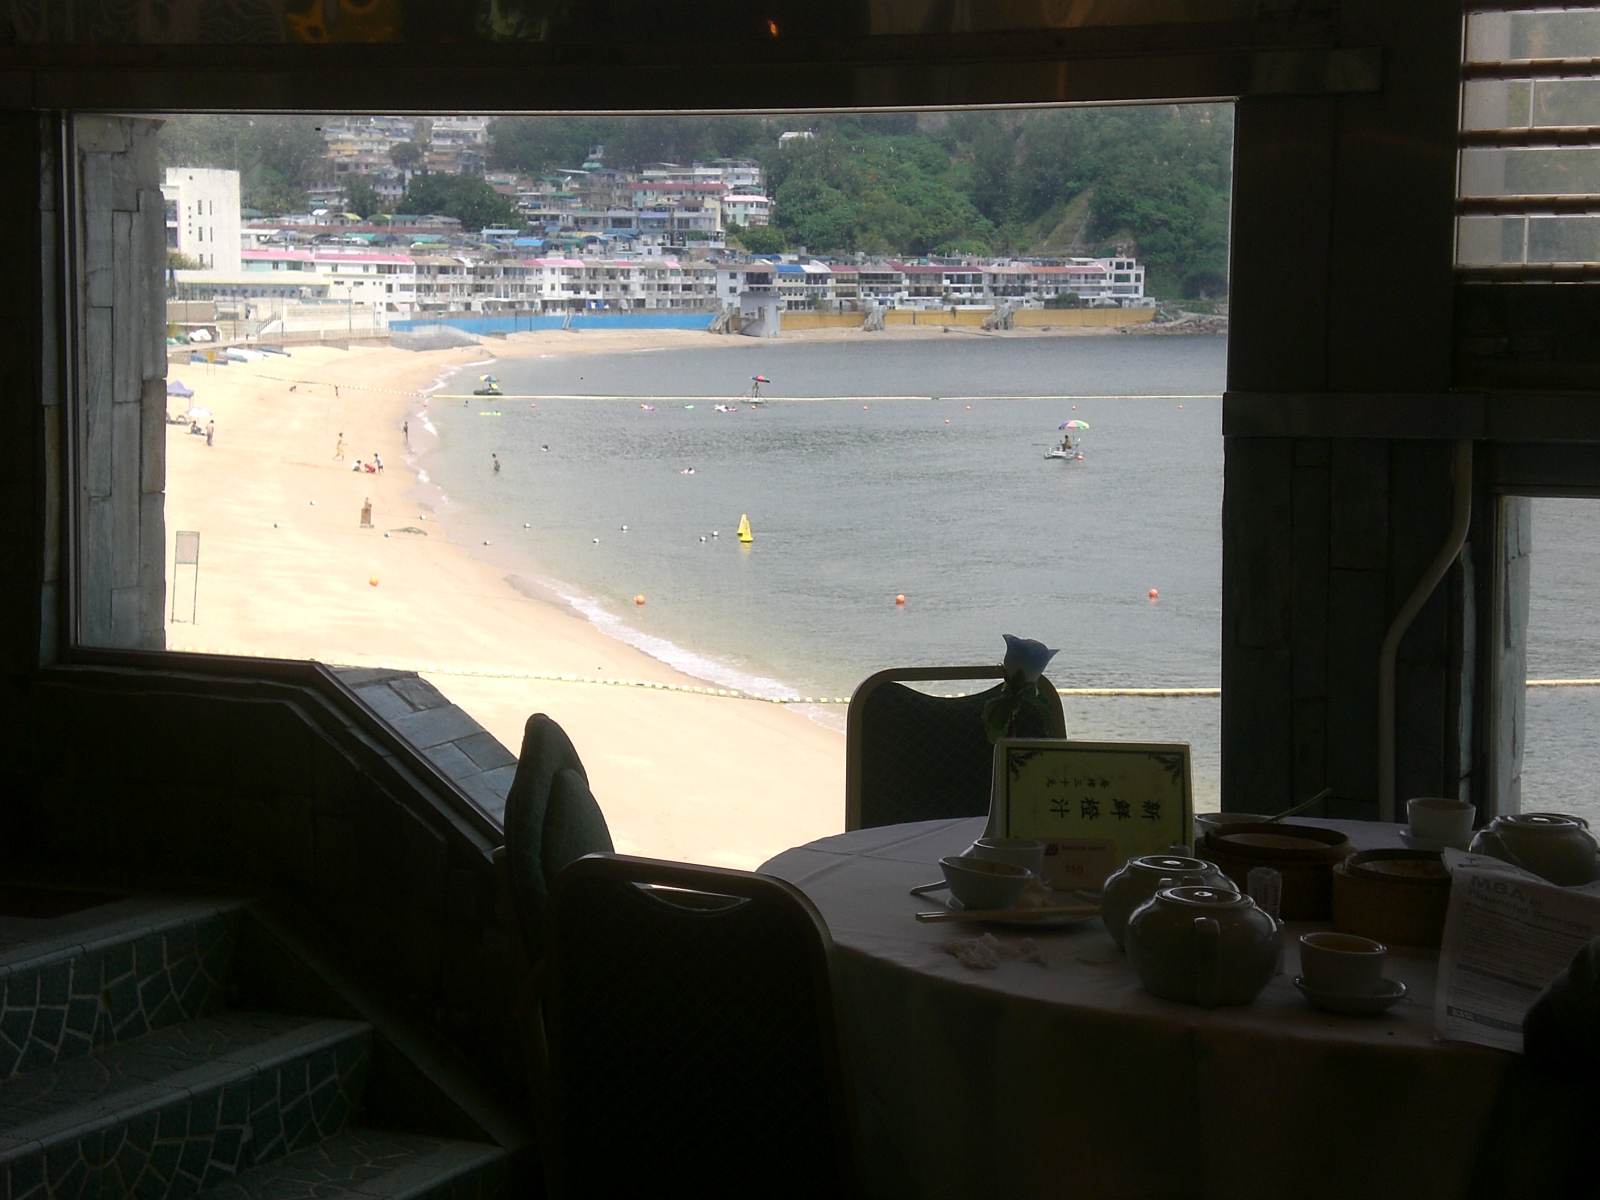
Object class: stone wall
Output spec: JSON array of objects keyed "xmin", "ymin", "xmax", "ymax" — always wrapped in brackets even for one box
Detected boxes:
[{"xmin": 75, "ymin": 116, "xmax": 167, "ymax": 651}]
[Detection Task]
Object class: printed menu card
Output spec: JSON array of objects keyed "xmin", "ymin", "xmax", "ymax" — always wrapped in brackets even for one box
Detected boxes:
[{"xmin": 992, "ymin": 739, "xmax": 1193, "ymax": 890}]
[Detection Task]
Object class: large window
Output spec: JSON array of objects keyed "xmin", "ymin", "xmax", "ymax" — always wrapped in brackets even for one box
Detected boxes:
[{"xmin": 77, "ymin": 107, "xmax": 1234, "ymax": 865}]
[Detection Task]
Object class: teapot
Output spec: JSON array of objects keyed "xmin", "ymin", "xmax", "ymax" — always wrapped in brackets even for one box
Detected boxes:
[
  {"xmin": 1469, "ymin": 813, "xmax": 1600, "ymax": 887},
  {"xmin": 1125, "ymin": 886, "xmax": 1280, "ymax": 1006},
  {"xmin": 1101, "ymin": 855, "xmax": 1237, "ymax": 949}
]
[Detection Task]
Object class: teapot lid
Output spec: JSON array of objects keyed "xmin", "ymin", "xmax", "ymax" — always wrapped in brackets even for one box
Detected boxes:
[
  {"xmin": 1129, "ymin": 855, "xmax": 1214, "ymax": 875},
  {"xmin": 1156, "ymin": 885, "xmax": 1254, "ymax": 909},
  {"xmin": 1494, "ymin": 812, "xmax": 1590, "ymax": 835}
]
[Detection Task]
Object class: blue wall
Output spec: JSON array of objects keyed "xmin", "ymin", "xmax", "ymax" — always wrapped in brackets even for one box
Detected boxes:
[{"xmin": 390, "ymin": 312, "xmax": 717, "ymax": 335}]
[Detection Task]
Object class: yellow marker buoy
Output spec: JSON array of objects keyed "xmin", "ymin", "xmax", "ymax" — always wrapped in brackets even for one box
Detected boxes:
[
  {"xmin": 369, "ymin": 577, "xmax": 379, "ymax": 587},
  {"xmin": 737, "ymin": 514, "xmax": 753, "ymax": 544},
  {"xmin": 635, "ymin": 594, "xmax": 646, "ymax": 605}
]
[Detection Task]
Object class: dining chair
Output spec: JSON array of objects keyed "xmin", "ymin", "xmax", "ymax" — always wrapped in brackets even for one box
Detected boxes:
[
  {"xmin": 540, "ymin": 854, "xmax": 863, "ymax": 1199},
  {"xmin": 845, "ymin": 665, "xmax": 1066, "ymax": 830},
  {"xmin": 501, "ymin": 714, "xmax": 615, "ymax": 964}
]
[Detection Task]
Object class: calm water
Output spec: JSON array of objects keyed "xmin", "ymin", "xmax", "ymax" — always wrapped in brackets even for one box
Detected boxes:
[
  {"xmin": 407, "ymin": 337, "xmax": 1600, "ymax": 817},
  {"xmin": 1524, "ymin": 499, "xmax": 1600, "ymax": 825},
  {"xmin": 413, "ymin": 335, "xmax": 1228, "ymax": 801}
]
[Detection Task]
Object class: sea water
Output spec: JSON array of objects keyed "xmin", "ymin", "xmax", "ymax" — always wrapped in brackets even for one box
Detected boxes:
[{"xmin": 410, "ymin": 335, "xmax": 1600, "ymax": 819}]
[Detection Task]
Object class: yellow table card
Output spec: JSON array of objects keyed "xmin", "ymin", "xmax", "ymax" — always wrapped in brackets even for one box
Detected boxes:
[{"xmin": 993, "ymin": 739, "xmax": 1193, "ymax": 890}]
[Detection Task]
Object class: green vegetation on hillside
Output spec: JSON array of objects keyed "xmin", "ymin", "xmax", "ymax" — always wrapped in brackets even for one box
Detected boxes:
[
  {"xmin": 158, "ymin": 115, "xmax": 329, "ymax": 215},
  {"xmin": 402, "ymin": 173, "xmax": 519, "ymax": 230},
  {"xmin": 488, "ymin": 115, "xmax": 770, "ymax": 175}
]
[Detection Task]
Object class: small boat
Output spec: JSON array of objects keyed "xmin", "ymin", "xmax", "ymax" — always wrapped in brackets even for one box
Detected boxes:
[
  {"xmin": 714, "ymin": 403, "xmax": 739, "ymax": 413},
  {"xmin": 473, "ymin": 385, "xmax": 501, "ymax": 396},
  {"xmin": 1045, "ymin": 448, "xmax": 1076, "ymax": 461}
]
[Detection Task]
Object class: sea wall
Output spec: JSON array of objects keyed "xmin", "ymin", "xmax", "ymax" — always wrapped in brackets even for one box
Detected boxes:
[
  {"xmin": 390, "ymin": 313, "xmax": 717, "ymax": 335},
  {"xmin": 781, "ymin": 307, "xmax": 1158, "ymax": 330}
]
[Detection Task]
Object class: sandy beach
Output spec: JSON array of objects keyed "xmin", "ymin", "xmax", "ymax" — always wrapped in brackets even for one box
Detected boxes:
[{"xmin": 162, "ymin": 328, "xmax": 875, "ymax": 869}]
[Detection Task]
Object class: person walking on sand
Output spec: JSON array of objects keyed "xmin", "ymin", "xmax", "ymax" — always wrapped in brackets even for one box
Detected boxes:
[
  {"xmin": 402, "ymin": 421, "xmax": 409, "ymax": 449},
  {"xmin": 334, "ymin": 433, "xmax": 346, "ymax": 461},
  {"xmin": 373, "ymin": 453, "xmax": 384, "ymax": 474},
  {"xmin": 205, "ymin": 420, "xmax": 215, "ymax": 447},
  {"xmin": 334, "ymin": 385, "xmax": 340, "ymax": 399}
]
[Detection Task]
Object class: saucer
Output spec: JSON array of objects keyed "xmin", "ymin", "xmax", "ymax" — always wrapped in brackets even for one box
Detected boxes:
[
  {"xmin": 1294, "ymin": 976, "xmax": 1407, "ymax": 1015},
  {"xmin": 1400, "ymin": 829, "xmax": 1471, "ymax": 853},
  {"xmin": 947, "ymin": 894, "xmax": 1097, "ymax": 929}
]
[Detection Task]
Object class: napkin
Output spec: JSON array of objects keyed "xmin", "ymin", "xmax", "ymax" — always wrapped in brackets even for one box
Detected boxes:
[{"xmin": 942, "ymin": 932, "xmax": 1046, "ymax": 970}]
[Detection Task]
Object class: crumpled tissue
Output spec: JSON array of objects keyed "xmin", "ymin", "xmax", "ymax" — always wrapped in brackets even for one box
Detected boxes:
[{"xmin": 941, "ymin": 932, "xmax": 1046, "ymax": 970}]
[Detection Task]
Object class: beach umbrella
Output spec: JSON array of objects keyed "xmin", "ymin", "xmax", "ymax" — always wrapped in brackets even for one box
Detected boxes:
[
  {"xmin": 752, "ymin": 375, "xmax": 770, "ymax": 383},
  {"xmin": 479, "ymin": 374, "xmax": 498, "ymax": 382},
  {"xmin": 167, "ymin": 379, "xmax": 194, "ymax": 398},
  {"xmin": 185, "ymin": 406, "xmax": 212, "ymax": 420},
  {"xmin": 1060, "ymin": 420, "xmax": 1090, "ymax": 430}
]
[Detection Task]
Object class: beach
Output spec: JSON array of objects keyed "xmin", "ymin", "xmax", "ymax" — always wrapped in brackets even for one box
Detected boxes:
[{"xmin": 162, "ymin": 328, "xmax": 875, "ymax": 869}]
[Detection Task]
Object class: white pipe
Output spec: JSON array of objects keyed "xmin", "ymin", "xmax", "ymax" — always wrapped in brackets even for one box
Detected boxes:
[{"xmin": 1378, "ymin": 439, "xmax": 1473, "ymax": 823}]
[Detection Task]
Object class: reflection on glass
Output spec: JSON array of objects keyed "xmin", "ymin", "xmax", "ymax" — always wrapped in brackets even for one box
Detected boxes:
[
  {"xmin": 1463, "ymin": 79, "xmax": 1600, "ymax": 130},
  {"xmin": 1456, "ymin": 214, "xmax": 1600, "ymax": 264},
  {"xmin": 1466, "ymin": 10, "xmax": 1600, "ymax": 62},
  {"xmin": 1460, "ymin": 146, "xmax": 1600, "ymax": 195}
]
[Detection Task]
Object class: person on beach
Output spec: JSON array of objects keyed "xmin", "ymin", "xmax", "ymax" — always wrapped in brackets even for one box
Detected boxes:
[
  {"xmin": 402, "ymin": 421, "xmax": 409, "ymax": 449},
  {"xmin": 205, "ymin": 420, "xmax": 215, "ymax": 446},
  {"xmin": 492, "ymin": 453, "xmax": 501, "ymax": 474},
  {"xmin": 351, "ymin": 459, "xmax": 363, "ymax": 472},
  {"xmin": 373, "ymin": 453, "xmax": 384, "ymax": 474},
  {"xmin": 334, "ymin": 433, "xmax": 346, "ymax": 461},
  {"xmin": 334, "ymin": 386, "xmax": 340, "ymax": 398}
]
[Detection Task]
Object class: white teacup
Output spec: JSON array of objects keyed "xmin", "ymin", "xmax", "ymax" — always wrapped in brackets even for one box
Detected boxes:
[
  {"xmin": 939, "ymin": 855, "xmax": 1032, "ymax": 911},
  {"xmin": 1300, "ymin": 931, "xmax": 1387, "ymax": 996},
  {"xmin": 969, "ymin": 837, "xmax": 1046, "ymax": 879},
  {"xmin": 1407, "ymin": 797, "xmax": 1475, "ymax": 846}
]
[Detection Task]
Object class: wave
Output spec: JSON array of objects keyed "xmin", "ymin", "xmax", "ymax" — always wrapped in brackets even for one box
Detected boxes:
[{"xmin": 535, "ymin": 574, "xmax": 802, "ymax": 702}]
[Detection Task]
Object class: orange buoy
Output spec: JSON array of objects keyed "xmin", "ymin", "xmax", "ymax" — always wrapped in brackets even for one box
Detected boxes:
[
  {"xmin": 369, "ymin": 577, "xmax": 379, "ymax": 587},
  {"xmin": 1076, "ymin": 453, "xmax": 1083, "ymax": 460},
  {"xmin": 944, "ymin": 419, "xmax": 951, "ymax": 424},
  {"xmin": 965, "ymin": 405, "xmax": 971, "ymax": 410},
  {"xmin": 1178, "ymin": 404, "xmax": 1184, "ymax": 409},
  {"xmin": 635, "ymin": 595, "xmax": 646, "ymax": 605},
  {"xmin": 895, "ymin": 594, "xmax": 906, "ymax": 606},
  {"xmin": 1148, "ymin": 588, "xmax": 1158, "ymax": 600}
]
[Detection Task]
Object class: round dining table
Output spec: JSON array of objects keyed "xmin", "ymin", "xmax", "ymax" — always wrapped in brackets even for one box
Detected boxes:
[{"xmin": 761, "ymin": 817, "xmax": 1585, "ymax": 1200}]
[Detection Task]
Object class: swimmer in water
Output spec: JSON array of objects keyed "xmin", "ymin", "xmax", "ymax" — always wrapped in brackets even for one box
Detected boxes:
[{"xmin": 492, "ymin": 453, "xmax": 501, "ymax": 474}]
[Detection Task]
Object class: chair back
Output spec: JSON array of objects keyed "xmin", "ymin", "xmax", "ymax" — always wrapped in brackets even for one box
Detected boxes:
[
  {"xmin": 503, "ymin": 714, "xmax": 614, "ymax": 962},
  {"xmin": 846, "ymin": 666, "xmax": 1066, "ymax": 830},
  {"xmin": 542, "ymin": 854, "xmax": 861, "ymax": 1198}
]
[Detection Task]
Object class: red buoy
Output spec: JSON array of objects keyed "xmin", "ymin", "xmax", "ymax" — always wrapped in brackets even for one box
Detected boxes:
[
  {"xmin": 895, "ymin": 594, "xmax": 906, "ymax": 606},
  {"xmin": 635, "ymin": 595, "xmax": 646, "ymax": 605},
  {"xmin": 1148, "ymin": 588, "xmax": 1159, "ymax": 600}
]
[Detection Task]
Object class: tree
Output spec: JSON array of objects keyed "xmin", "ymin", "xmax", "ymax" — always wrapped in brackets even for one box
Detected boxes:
[
  {"xmin": 159, "ymin": 115, "xmax": 330, "ymax": 214},
  {"xmin": 389, "ymin": 141, "xmax": 423, "ymax": 169},
  {"xmin": 731, "ymin": 223, "xmax": 786, "ymax": 254},
  {"xmin": 404, "ymin": 173, "xmax": 519, "ymax": 230},
  {"xmin": 343, "ymin": 174, "xmax": 382, "ymax": 218}
]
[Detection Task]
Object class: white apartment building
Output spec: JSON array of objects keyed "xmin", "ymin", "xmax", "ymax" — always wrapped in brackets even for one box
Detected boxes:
[
  {"xmin": 162, "ymin": 168, "xmax": 241, "ymax": 272},
  {"xmin": 238, "ymin": 248, "xmax": 418, "ymax": 314},
  {"xmin": 721, "ymin": 194, "xmax": 771, "ymax": 227}
]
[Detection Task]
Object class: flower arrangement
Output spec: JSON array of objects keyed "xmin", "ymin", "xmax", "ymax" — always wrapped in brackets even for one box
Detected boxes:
[{"xmin": 982, "ymin": 634, "xmax": 1060, "ymax": 743}]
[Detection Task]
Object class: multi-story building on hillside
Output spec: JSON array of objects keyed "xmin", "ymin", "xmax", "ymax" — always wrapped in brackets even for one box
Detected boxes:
[{"xmin": 162, "ymin": 167, "xmax": 242, "ymax": 272}]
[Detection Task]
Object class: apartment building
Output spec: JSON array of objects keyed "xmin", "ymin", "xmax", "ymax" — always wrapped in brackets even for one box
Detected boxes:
[{"xmin": 162, "ymin": 167, "xmax": 242, "ymax": 272}]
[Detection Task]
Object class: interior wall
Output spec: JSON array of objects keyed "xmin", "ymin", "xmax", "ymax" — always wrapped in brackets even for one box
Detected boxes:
[{"xmin": 1222, "ymin": 0, "xmax": 1472, "ymax": 817}]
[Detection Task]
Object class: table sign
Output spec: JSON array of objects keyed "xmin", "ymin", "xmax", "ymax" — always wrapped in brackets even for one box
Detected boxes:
[{"xmin": 991, "ymin": 739, "xmax": 1193, "ymax": 890}]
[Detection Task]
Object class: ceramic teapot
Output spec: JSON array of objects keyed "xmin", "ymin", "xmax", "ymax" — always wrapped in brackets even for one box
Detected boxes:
[
  {"xmin": 1124, "ymin": 886, "xmax": 1280, "ymax": 1007},
  {"xmin": 1469, "ymin": 813, "xmax": 1600, "ymax": 886},
  {"xmin": 1101, "ymin": 855, "xmax": 1237, "ymax": 949}
]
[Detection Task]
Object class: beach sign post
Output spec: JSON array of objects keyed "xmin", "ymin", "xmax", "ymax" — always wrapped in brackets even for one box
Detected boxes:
[{"xmin": 171, "ymin": 530, "xmax": 201, "ymax": 624}]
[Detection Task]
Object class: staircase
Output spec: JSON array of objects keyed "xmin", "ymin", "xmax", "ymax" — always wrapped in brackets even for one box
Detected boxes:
[{"xmin": 0, "ymin": 888, "xmax": 525, "ymax": 1200}]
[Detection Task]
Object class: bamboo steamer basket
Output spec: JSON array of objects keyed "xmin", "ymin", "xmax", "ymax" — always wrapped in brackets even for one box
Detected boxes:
[
  {"xmin": 1200, "ymin": 823, "xmax": 1352, "ymax": 920},
  {"xmin": 1332, "ymin": 849, "xmax": 1451, "ymax": 948}
]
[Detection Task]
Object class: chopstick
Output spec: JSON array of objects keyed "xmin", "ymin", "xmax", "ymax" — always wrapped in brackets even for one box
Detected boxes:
[{"xmin": 915, "ymin": 905, "xmax": 1100, "ymax": 923}]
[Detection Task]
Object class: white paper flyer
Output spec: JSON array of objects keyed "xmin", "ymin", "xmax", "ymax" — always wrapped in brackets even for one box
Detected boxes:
[{"xmin": 1434, "ymin": 866, "xmax": 1600, "ymax": 1052}]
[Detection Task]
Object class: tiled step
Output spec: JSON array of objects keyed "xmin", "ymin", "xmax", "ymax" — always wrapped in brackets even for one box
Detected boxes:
[
  {"xmin": 197, "ymin": 1129, "xmax": 507, "ymax": 1200},
  {"xmin": 0, "ymin": 1012, "xmax": 372, "ymax": 1200},
  {"xmin": 0, "ymin": 899, "xmax": 244, "ymax": 1080}
]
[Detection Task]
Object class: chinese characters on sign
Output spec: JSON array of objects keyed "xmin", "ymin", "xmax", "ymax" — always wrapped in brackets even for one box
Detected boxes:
[{"xmin": 995, "ymin": 741, "xmax": 1193, "ymax": 889}]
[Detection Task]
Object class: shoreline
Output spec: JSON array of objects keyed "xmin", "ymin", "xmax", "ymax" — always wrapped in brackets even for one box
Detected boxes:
[{"xmin": 162, "ymin": 334, "xmax": 850, "ymax": 868}]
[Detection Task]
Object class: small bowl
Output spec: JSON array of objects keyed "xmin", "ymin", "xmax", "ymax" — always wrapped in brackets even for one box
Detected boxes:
[
  {"xmin": 1194, "ymin": 812, "xmax": 1273, "ymax": 839},
  {"xmin": 939, "ymin": 855, "xmax": 1032, "ymax": 911},
  {"xmin": 968, "ymin": 837, "xmax": 1046, "ymax": 878}
]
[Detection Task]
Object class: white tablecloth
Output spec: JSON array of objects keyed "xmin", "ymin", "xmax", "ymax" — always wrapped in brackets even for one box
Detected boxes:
[{"xmin": 762, "ymin": 818, "xmax": 1583, "ymax": 1200}]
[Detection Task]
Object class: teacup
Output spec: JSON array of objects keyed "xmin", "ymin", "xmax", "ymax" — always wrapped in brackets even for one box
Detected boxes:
[
  {"xmin": 1407, "ymin": 797, "xmax": 1474, "ymax": 847},
  {"xmin": 939, "ymin": 855, "xmax": 1032, "ymax": 911},
  {"xmin": 1299, "ymin": 931, "xmax": 1386, "ymax": 995},
  {"xmin": 969, "ymin": 837, "xmax": 1046, "ymax": 879}
]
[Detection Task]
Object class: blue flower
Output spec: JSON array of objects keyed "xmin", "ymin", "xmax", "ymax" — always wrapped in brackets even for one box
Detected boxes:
[{"xmin": 1002, "ymin": 634, "xmax": 1058, "ymax": 685}]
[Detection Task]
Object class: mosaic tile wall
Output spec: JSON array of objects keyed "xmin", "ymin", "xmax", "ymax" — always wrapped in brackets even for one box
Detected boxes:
[
  {"xmin": 0, "ymin": 910, "xmax": 238, "ymax": 1080},
  {"xmin": 0, "ymin": 1017, "xmax": 371, "ymax": 1200}
]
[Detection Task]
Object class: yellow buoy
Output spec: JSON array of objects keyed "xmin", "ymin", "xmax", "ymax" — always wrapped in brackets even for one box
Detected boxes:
[{"xmin": 737, "ymin": 514, "xmax": 753, "ymax": 544}]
